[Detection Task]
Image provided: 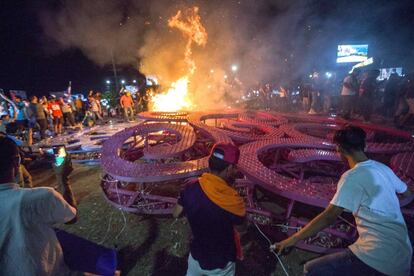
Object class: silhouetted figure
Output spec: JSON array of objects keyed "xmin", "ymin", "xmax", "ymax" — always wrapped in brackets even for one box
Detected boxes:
[
  {"xmin": 383, "ymin": 70, "xmax": 401, "ymax": 117},
  {"xmin": 358, "ymin": 70, "xmax": 379, "ymax": 122}
]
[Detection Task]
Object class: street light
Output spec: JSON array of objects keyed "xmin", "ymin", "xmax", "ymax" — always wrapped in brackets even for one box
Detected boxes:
[
  {"xmin": 106, "ymin": 80, "xmax": 111, "ymax": 84},
  {"xmin": 231, "ymin": 65, "xmax": 238, "ymax": 72},
  {"xmin": 121, "ymin": 80, "xmax": 126, "ymax": 84}
]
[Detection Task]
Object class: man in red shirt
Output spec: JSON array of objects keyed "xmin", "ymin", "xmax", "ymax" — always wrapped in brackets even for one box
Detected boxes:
[
  {"xmin": 48, "ymin": 98, "xmax": 63, "ymax": 135},
  {"xmin": 120, "ymin": 92, "xmax": 134, "ymax": 122}
]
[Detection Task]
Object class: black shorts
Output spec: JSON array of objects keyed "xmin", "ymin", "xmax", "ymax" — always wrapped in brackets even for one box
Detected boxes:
[
  {"xmin": 53, "ymin": 116, "xmax": 63, "ymax": 125},
  {"xmin": 15, "ymin": 120, "xmax": 28, "ymax": 129}
]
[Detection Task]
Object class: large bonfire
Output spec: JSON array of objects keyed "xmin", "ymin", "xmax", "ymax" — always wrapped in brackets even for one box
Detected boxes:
[{"xmin": 150, "ymin": 7, "xmax": 207, "ymax": 112}]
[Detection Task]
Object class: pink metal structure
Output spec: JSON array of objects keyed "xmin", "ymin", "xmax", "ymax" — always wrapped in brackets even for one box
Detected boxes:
[
  {"xmin": 187, "ymin": 111, "xmax": 285, "ymax": 143},
  {"xmin": 137, "ymin": 111, "xmax": 189, "ymax": 122},
  {"xmin": 100, "ymin": 111, "xmax": 414, "ymax": 253}
]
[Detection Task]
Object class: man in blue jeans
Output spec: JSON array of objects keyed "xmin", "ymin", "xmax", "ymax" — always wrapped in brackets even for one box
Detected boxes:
[{"xmin": 272, "ymin": 125, "xmax": 413, "ymax": 275}]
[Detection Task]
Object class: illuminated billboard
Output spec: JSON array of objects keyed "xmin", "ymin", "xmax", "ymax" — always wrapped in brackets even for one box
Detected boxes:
[
  {"xmin": 337, "ymin": 44, "xmax": 368, "ymax": 63},
  {"xmin": 377, "ymin": 67, "xmax": 403, "ymax": 81}
]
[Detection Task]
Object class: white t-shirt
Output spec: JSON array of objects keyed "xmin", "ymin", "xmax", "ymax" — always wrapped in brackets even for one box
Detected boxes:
[
  {"xmin": 0, "ymin": 183, "xmax": 77, "ymax": 276},
  {"xmin": 341, "ymin": 75, "xmax": 358, "ymax": 96},
  {"xmin": 331, "ymin": 160, "xmax": 412, "ymax": 276}
]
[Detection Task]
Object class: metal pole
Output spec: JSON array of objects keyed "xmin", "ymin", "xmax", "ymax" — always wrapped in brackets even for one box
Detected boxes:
[{"xmin": 111, "ymin": 49, "xmax": 119, "ymax": 94}]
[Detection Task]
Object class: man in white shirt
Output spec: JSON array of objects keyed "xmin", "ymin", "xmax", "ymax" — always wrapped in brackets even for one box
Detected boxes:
[
  {"xmin": 272, "ymin": 125, "xmax": 412, "ymax": 275},
  {"xmin": 0, "ymin": 136, "xmax": 77, "ymax": 276},
  {"xmin": 341, "ymin": 70, "xmax": 360, "ymax": 119}
]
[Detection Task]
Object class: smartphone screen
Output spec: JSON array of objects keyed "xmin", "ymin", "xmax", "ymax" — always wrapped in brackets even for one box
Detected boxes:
[
  {"xmin": 54, "ymin": 146, "xmax": 67, "ymax": 166},
  {"xmin": 44, "ymin": 148, "xmax": 54, "ymax": 155}
]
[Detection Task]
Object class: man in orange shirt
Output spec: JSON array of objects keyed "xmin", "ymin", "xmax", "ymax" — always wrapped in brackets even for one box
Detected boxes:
[{"xmin": 120, "ymin": 92, "xmax": 134, "ymax": 122}]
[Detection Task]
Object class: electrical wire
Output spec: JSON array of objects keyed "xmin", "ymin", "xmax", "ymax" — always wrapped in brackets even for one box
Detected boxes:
[
  {"xmin": 244, "ymin": 182, "xmax": 289, "ymax": 276},
  {"xmin": 271, "ymin": 223, "xmax": 302, "ymax": 230},
  {"xmin": 253, "ymin": 222, "xmax": 290, "ymax": 276},
  {"xmin": 97, "ymin": 211, "xmax": 114, "ymax": 245},
  {"xmin": 114, "ymin": 181, "xmax": 128, "ymax": 241}
]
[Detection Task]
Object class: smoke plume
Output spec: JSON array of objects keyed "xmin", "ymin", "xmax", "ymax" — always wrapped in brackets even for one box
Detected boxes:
[{"xmin": 40, "ymin": 0, "xmax": 411, "ymax": 110}]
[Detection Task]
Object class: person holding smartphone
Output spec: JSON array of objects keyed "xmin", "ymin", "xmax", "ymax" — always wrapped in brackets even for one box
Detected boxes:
[
  {"xmin": 52, "ymin": 145, "xmax": 78, "ymax": 210},
  {"xmin": 0, "ymin": 136, "xmax": 78, "ymax": 275}
]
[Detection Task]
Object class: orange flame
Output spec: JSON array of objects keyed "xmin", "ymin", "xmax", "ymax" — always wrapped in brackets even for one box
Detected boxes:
[
  {"xmin": 151, "ymin": 76, "xmax": 192, "ymax": 111},
  {"xmin": 168, "ymin": 7, "xmax": 208, "ymax": 74},
  {"xmin": 150, "ymin": 7, "xmax": 207, "ymax": 112}
]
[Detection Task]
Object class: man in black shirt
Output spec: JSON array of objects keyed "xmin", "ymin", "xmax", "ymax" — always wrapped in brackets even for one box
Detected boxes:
[{"xmin": 173, "ymin": 143, "xmax": 246, "ymax": 276}]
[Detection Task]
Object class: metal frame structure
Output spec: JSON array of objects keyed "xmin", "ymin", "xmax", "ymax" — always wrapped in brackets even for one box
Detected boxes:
[{"xmin": 96, "ymin": 111, "xmax": 414, "ymax": 253}]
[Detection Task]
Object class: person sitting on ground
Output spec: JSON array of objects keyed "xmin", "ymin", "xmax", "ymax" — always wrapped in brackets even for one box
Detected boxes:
[
  {"xmin": 173, "ymin": 143, "xmax": 246, "ymax": 276},
  {"xmin": 272, "ymin": 125, "xmax": 413, "ymax": 275},
  {"xmin": 0, "ymin": 136, "xmax": 77, "ymax": 275}
]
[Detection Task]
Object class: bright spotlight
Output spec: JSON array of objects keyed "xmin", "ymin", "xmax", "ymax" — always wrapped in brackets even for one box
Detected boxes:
[
  {"xmin": 309, "ymin": 74, "xmax": 313, "ymax": 79},
  {"xmin": 224, "ymin": 75, "xmax": 228, "ymax": 79},
  {"xmin": 132, "ymin": 80, "xmax": 137, "ymax": 83},
  {"xmin": 121, "ymin": 80, "xmax": 126, "ymax": 84},
  {"xmin": 325, "ymin": 72, "xmax": 332, "ymax": 78},
  {"xmin": 231, "ymin": 65, "xmax": 238, "ymax": 72},
  {"xmin": 106, "ymin": 80, "xmax": 111, "ymax": 84},
  {"xmin": 210, "ymin": 69, "xmax": 214, "ymax": 73}
]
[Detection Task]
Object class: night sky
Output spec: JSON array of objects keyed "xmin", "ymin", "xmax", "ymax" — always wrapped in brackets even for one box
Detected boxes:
[
  {"xmin": 0, "ymin": 0, "xmax": 109, "ymax": 95},
  {"xmin": 1, "ymin": 0, "xmax": 414, "ymax": 96}
]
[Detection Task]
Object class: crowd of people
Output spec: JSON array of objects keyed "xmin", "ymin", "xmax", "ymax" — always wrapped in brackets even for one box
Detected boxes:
[
  {"xmin": 0, "ymin": 93, "xmax": 95, "ymax": 145},
  {"xmin": 0, "ymin": 88, "xmax": 153, "ymax": 146},
  {"xmin": 247, "ymin": 69, "xmax": 414, "ymax": 129},
  {"xmin": 305, "ymin": 69, "xmax": 414, "ymax": 126},
  {"xmin": 335, "ymin": 69, "xmax": 414, "ymax": 126}
]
